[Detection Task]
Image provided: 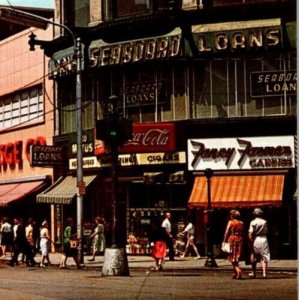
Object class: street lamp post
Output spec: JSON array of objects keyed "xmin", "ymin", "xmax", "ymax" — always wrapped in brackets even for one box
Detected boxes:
[
  {"xmin": 204, "ymin": 168, "xmax": 217, "ymax": 268},
  {"xmin": 0, "ymin": 8, "xmax": 85, "ymax": 263}
]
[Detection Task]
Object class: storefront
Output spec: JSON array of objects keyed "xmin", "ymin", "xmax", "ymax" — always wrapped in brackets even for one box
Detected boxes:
[{"xmin": 187, "ymin": 133, "xmax": 296, "ymax": 258}]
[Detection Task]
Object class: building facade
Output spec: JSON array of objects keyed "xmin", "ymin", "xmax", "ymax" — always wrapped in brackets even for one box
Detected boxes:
[
  {"xmin": 38, "ymin": 0, "xmax": 296, "ymax": 257},
  {"xmin": 0, "ymin": 22, "xmax": 55, "ymax": 230}
]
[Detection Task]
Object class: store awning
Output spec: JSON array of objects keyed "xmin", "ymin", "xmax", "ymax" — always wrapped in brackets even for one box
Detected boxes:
[
  {"xmin": 36, "ymin": 175, "xmax": 97, "ymax": 205},
  {"xmin": 0, "ymin": 180, "xmax": 48, "ymax": 206},
  {"xmin": 188, "ymin": 174, "xmax": 285, "ymax": 208}
]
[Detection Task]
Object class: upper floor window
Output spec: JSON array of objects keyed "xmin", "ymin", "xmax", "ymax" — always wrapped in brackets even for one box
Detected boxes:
[
  {"xmin": 0, "ymin": 86, "xmax": 43, "ymax": 130},
  {"xmin": 116, "ymin": 0, "xmax": 151, "ymax": 17}
]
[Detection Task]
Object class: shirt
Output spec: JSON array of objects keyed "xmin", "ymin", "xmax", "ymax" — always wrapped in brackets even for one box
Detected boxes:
[
  {"xmin": 248, "ymin": 217, "xmax": 268, "ymax": 236},
  {"xmin": 162, "ymin": 218, "xmax": 171, "ymax": 233}
]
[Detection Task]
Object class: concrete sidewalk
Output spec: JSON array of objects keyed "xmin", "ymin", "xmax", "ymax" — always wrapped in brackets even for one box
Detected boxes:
[{"xmin": 3, "ymin": 252, "xmax": 294, "ymax": 273}]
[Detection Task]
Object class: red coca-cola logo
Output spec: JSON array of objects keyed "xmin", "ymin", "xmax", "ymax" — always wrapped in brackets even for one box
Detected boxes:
[{"xmin": 119, "ymin": 123, "xmax": 175, "ymax": 153}]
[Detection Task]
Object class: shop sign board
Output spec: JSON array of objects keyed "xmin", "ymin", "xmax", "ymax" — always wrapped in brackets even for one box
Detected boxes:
[
  {"xmin": 187, "ymin": 136, "xmax": 295, "ymax": 171},
  {"xmin": 118, "ymin": 80, "xmax": 167, "ymax": 108},
  {"xmin": 70, "ymin": 152, "xmax": 185, "ymax": 169},
  {"xmin": 69, "ymin": 156, "xmax": 102, "ymax": 170},
  {"xmin": 89, "ymin": 28, "xmax": 181, "ymax": 67},
  {"xmin": 119, "ymin": 122, "xmax": 176, "ymax": 153},
  {"xmin": 192, "ymin": 19, "xmax": 282, "ymax": 54},
  {"xmin": 118, "ymin": 152, "xmax": 186, "ymax": 166},
  {"xmin": 250, "ymin": 70, "xmax": 296, "ymax": 97},
  {"xmin": 30, "ymin": 145, "xmax": 63, "ymax": 167}
]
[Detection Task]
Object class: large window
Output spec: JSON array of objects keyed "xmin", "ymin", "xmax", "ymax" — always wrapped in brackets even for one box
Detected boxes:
[
  {"xmin": 192, "ymin": 51, "xmax": 296, "ymax": 118},
  {"xmin": 0, "ymin": 86, "xmax": 43, "ymax": 130}
]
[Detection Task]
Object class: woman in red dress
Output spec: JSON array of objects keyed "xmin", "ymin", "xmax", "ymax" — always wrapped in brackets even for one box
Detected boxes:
[
  {"xmin": 149, "ymin": 217, "xmax": 168, "ymax": 271},
  {"xmin": 223, "ymin": 210, "xmax": 244, "ymax": 279}
]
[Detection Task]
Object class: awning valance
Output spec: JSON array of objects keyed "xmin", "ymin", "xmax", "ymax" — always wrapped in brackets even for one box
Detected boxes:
[
  {"xmin": 0, "ymin": 180, "xmax": 48, "ymax": 206},
  {"xmin": 188, "ymin": 174, "xmax": 285, "ymax": 208},
  {"xmin": 36, "ymin": 175, "xmax": 97, "ymax": 205}
]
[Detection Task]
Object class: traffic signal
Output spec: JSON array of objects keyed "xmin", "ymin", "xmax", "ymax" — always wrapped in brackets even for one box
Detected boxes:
[{"xmin": 96, "ymin": 117, "xmax": 133, "ymax": 146}]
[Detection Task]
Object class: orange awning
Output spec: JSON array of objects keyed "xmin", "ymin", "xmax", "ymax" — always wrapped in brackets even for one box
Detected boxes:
[
  {"xmin": 188, "ymin": 174, "xmax": 285, "ymax": 208},
  {"xmin": 0, "ymin": 180, "xmax": 47, "ymax": 206}
]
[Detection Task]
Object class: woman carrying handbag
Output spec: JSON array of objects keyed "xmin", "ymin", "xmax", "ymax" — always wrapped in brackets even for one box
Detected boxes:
[{"xmin": 223, "ymin": 210, "xmax": 244, "ymax": 280}]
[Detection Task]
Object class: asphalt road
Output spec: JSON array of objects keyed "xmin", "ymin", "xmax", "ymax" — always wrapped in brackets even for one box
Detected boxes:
[{"xmin": 0, "ymin": 265, "xmax": 297, "ymax": 300}]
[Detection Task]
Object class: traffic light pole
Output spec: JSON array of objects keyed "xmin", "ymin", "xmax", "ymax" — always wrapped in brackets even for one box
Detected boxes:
[
  {"xmin": 110, "ymin": 141, "xmax": 118, "ymax": 248},
  {"xmin": 101, "ymin": 96, "xmax": 130, "ymax": 276}
]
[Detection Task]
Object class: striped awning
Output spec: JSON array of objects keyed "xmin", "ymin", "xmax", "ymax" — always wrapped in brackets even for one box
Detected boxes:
[
  {"xmin": 0, "ymin": 180, "xmax": 47, "ymax": 206},
  {"xmin": 36, "ymin": 175, "xmax": 97, "ymax": 205},
  {"xmin": 188, "ymin": 174, "xmax": 285, "ymax": 208}
]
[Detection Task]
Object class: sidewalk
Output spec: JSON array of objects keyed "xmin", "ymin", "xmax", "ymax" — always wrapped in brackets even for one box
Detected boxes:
[{"xmin": 4, "ymin": 252, "xmax": 294, "ymax": 273}]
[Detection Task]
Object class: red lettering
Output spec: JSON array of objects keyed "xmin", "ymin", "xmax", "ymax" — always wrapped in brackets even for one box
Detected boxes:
[
  {"xmin": 5, "ymin": 143, "xmax": 15, "ymax": 169},
  {"xmin": 15, "ymin": 141, "xmax": 23, "ymax": 169}
]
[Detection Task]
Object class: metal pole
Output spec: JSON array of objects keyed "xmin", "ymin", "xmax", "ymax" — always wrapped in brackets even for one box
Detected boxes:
[
  {"xmin": 204, "ymin": 168, "xmax": 217, "ymax": 268},
  {"xmin": 75, "ymin": 37, "xmax": 84, "ymax": 263},
  {"xmin": 110, "ymin": 142, "xmax": 118, "ymax": 248}
]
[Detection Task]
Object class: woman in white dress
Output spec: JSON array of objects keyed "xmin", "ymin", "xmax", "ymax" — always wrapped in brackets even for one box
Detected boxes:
[{"xmin": 39, "ymin": 220, "xmax": 51, "ymax": 267}]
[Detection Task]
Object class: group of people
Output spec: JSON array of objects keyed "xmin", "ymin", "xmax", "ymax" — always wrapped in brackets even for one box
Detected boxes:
[
  {"xmin": 0, "ymin": 216, "xmax": 52, "ymax": 267},
  {"xmin": 223, "ymin": 208, "xmax": 271, "ymax": 280},
  {"xmin": 0, "ymin": 215, "xmax": 106, "ymax": 269},
  {"xmin": 149, "ymin": 211, "xmax": 201, "ymax": 271},
  {"xmin": 58, "ymin": 216, "xmax": 106, "ymax": 269}
]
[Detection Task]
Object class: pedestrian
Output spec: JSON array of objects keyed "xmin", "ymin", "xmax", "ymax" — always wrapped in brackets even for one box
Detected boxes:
[
  {"xmin": 88, "ymin": 216, "xmax": 106, "ymax": 261},
  {"xmin": 39, "ymin": 220, "xmax": 52, "ymax": 267},
  {"xmin": 177, "ymin": 217, "xmax": 201, "ymax": 259},
  {"xmin": 8, "ymin": 218, "xmax": 36, "ymax": 267},
  {"xmin": 25, "ymin": 218, "xmax": 36, "ymax": 258},
  {"xmin": 161, "ymin": 211, "xmax": 175, "ymax": 261},
  {"xmin": 248, "ymin": 208, "xmax": 270, "ymax": 279},
  {"xmin": 0, "ymin": 216, "xmax": 13, "ymax": 258},
  {"xmin": 59, "ymin": 217, "xmax": 84, "ymax": 269},
  {"xmin": 149, "ymin": 217, "xmax": 168, "ymax": 271},
  {"xmin": 223, "ymin": 209, "xmax": 244, "ymax": 280}
]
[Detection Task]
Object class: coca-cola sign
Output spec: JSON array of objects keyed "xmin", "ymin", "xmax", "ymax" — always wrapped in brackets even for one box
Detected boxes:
[{"xmin": 119, "ymin": 123, "xmax": 175, "ymax": 153}]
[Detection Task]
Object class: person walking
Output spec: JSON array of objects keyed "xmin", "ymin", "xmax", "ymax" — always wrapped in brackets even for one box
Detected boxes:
[
  {"xmin": 0, "ymin": 216, "xmax": 13, "ymax": 258},
  {"xmin": 59, "ymin": 218, "xmax": 84, "ymax": 269},
  {"xmin": 161, "ymin": 211, "xmax": 175, "ymax": 261},
  {"xmin": 223, "ymin": 209, "xmax": 244, "ymax": 280},
  {"xmin": 149, "ymin": 217, "xmax": 168, "ymax": 271},
  {"xmin": 88, "ymin": 216, "xmax": 106, "ymax": 261},
  {"xmin": 177, "ymin": 218, "xmax": 201, "ymax": 259},
  {"xmin": 248, "ymin": 208, "xmax": 270, "ymax": 279},
  {"xmin": 8, "ymin": 218, "xmax": 36, "ymax": 267},
  {"xmin": 39, "ymin": 220, "xmax": 52, "ymax": 267}
]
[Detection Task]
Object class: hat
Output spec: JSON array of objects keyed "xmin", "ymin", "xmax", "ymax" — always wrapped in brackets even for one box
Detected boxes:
[
  {"xmin": 253, "ymin": 208, "xmax": 263, "ymax": 216},
  {"xmin": 42, "ymin": 220, "xmax": 48, "ymax": 226}
]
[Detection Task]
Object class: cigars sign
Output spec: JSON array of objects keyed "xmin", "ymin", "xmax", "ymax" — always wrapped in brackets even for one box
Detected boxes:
[{"xmin": 187, "ymin": 136, "xmax": 295, "ymax": 171}]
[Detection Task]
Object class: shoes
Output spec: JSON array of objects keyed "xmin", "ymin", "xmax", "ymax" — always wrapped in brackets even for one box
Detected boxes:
[
  {"xmin": 40, "ymin": 263, "xmax": 46, "ymax": 268},
  {"xmin": 194, "ymin": 256, "xmax": 201, "ymax": 259},
  {"xmin": 88, "ymin": 258, "xmax": 95, "ymax": 262},
  {"xmin": 77, "ymin": 264, "xmax": 85, "ymax": 269},
  {"xmin": 179, "ymin": 255, "xmax": 185, "ymax": 259},
  {"xmin": 262, "ymin": 274, "xmax": 267, "ymax": 279},
  {"xmin": 59, "ymin": 265, "xmax": 66, "ymax": 269},
  {"xmin": 248, "ymin": 272, "xmax": 256, "ymax": 279}
]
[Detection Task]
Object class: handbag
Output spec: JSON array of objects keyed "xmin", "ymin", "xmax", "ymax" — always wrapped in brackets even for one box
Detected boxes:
[
  {"xmin": 221, "ymin": 242, "xmax": 232, "ymax": 253},
  {"xmin": 70, "ymin": 239, "xmax": 79, "ymax": 248}
]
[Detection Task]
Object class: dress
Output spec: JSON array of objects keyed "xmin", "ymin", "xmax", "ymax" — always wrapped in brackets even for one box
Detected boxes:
[
  {"xmin": 1, "ymin": 222, "xmax": 12, "ymax": 246},
  {"xmin": 92, "ymin": 224, "xmax": 106, "ymax": 253},
  {"xmin": 40, "ymin": 227, "xmax": 50, "ymax": 256},
  {"xmin": 248, "ymin": 217, "xmax": 270, "ymax": 263},
  {"xmin": 150, "ymin": 226, "xmax": 167, "ymax": 260},
  {"xmin": 226, "ymin": 219, "xmax": 244, "ymax": 263}
]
